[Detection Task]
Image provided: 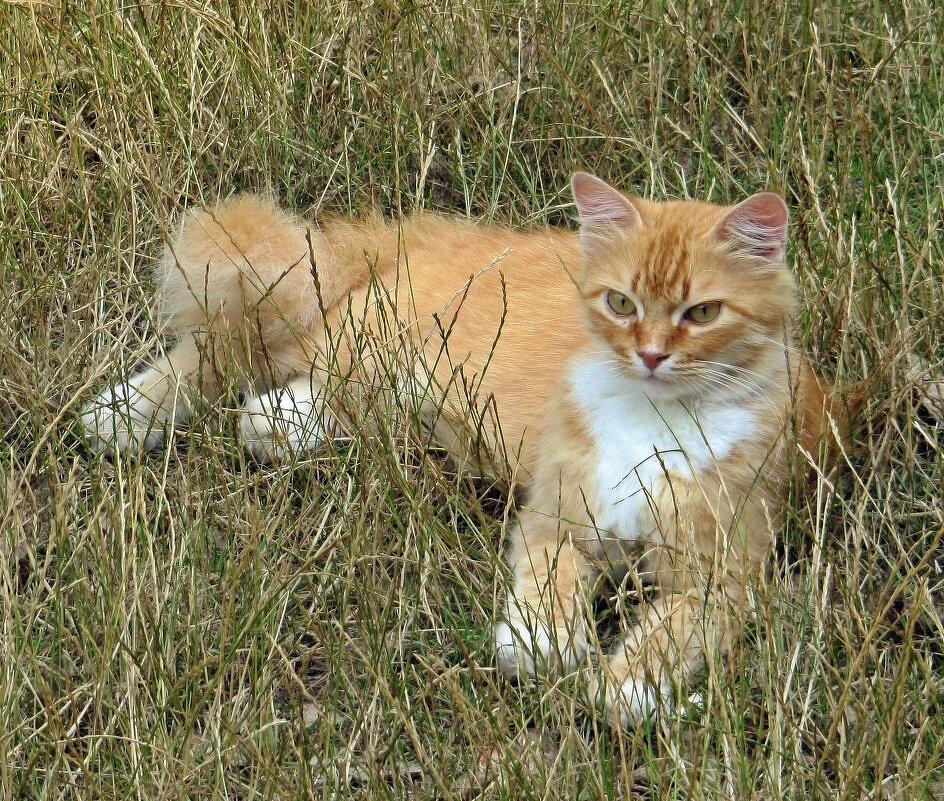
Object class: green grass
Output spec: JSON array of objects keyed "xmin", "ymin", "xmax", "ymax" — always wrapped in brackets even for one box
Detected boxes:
[{"xmin": 2, "ymin": 1, "xmax": 943, "ymax": 798}]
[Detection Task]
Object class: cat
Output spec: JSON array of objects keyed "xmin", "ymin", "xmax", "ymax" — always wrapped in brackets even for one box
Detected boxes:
[{"xmin": 82, "ymin": 172, "xmax": 838, "ymax": 725}]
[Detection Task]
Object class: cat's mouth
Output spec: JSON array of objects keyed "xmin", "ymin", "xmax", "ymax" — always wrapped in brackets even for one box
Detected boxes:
[
  {"xmin": 635, "ymin": 360, "xmax": 675, "ymax": 380},
  {"xmin": 643, "ymin": 373, "xmax": 674, "ymax": 385},
  {"xmin": 627, "ymin": 363, "xmax": 688, "ymax": 395},
  {"xmin": 634, "ymin": 368, "xmax": 675, "ymax": 386}
]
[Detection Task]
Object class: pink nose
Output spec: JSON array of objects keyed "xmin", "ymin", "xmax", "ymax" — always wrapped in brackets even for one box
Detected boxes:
[{"xmin": 637, "ymin": 350, "xmax": 669, "ymax": 371}]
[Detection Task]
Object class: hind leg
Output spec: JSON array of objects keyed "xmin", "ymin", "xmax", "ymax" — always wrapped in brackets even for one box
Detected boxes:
[
  {"xmin": 82, "ymin": 337, "xmax": 210, "ymax": 455},
  {"xmin": 240, "ymin": 373, "xmax": 341, "ymax": 462}
]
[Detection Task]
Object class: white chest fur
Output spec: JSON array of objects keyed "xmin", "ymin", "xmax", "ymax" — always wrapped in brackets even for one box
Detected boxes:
[{"xmin": 569, "ymin": 357, "xmax": 758, "ymax": 549}]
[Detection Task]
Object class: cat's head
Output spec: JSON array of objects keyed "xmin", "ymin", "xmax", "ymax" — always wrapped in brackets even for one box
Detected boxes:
[{"xmin": 571, "ymin": 172, "xmax": 797, "ymax": 402}]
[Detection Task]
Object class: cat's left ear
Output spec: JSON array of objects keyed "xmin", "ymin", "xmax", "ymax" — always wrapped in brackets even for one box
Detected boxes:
[
  {"xmin": 712, "ymin": 192, "xmax": 789, "ymax": 262},
  {"xmin": 571, "ymin": 172, "xmax": 643, "ymax": 246}
]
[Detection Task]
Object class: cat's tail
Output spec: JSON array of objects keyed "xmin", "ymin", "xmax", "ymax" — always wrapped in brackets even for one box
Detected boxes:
[
  {"xmin": 809, "ymin": 351, "xmax": 943, "ymax": 469},
  {"xmin": 157, "ymin": 194, "xmax": 326, "ymax": 384}
]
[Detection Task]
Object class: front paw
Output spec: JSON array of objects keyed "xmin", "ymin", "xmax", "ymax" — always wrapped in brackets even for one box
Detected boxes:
[{"xmin": 493, "ymin": 603, "xmax": 587, "ymax": 679}]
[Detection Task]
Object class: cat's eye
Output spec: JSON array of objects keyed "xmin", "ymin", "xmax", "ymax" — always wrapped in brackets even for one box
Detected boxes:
[
  {"xmin": 684, "ymin": 301, "xmax": 722, "ymax": 324},
  {"xmin": 606, "ymin": 291, "xmax": 636, "ymax": 316}
]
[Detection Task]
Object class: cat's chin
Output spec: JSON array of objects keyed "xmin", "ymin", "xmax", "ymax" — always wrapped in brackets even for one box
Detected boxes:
[
  {"xmin": 631, "ymin": 375, "xmax": 691, "ymax": 401},
  {"xmin": 627, "ymin": 369, "xmax": 747, "ymax": 404},
  {"xmin": 626, "ymin": 372, "xmax": 690, "ymax": 402}
]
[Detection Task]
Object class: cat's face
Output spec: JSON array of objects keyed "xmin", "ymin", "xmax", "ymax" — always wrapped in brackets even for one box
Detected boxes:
[{"xmin": 571, "ymin": 172, "xmax": 797, "ymax": 402}]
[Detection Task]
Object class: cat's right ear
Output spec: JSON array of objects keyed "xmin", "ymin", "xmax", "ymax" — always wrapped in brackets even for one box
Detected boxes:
[{"xmin": 571, "ymin": 172, "xmax": 643, "ymax": 247}]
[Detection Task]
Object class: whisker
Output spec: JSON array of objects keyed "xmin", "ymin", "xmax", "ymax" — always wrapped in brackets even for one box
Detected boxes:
[
  {"xmin": 695, "ymin": 372, "xmax": 786, "ymax": 417},
  {"xmin": 692, "ymin": 359, "xmax": 779, "ymax": 382},
  {"xmin": 749, "ymin": 333, "xmax": 804, "ymax": 354}
]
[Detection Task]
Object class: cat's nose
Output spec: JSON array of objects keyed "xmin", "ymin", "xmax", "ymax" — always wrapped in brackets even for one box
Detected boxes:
[{"xmin": 637, "ymin": 350, "xmax": 669, "ymax": 371}]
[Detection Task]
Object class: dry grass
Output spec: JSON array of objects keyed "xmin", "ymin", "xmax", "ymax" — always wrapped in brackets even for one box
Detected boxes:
[{"xmin": 1, "ymin": 1, "xmax": 942, "ymax": 798}]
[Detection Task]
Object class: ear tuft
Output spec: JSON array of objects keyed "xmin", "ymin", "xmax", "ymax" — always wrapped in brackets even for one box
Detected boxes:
[
  {"xmin": 571, "ymin": 172, "xmax": 643, "ymax": 246},
  {"xmin": 713, "ymin": 192, "xmax": 789, "ymax": 262}
]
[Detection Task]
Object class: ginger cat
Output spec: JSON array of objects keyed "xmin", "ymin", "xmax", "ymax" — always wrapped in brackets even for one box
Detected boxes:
[{"xmin": 82, "ymin": 173, "xmax": 835, "ymax": 725}]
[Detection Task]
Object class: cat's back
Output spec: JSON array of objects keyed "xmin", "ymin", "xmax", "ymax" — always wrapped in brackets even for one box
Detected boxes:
[
  {"xmin": 323, "ymin": 212, "xmax": 581, "ymax": 322},
  {"xmin": 397, "ymin": 214, "xmax": 581, "ymax": 304}
]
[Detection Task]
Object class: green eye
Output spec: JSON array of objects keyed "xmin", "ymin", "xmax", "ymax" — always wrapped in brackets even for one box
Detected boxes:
[
  {"xmin": 606, "ymin": 291, "xmax": 637, "ymax": 316},
  {"xmin": 684, "ymin": 301, "xmax": 721, "ymax": 323}
]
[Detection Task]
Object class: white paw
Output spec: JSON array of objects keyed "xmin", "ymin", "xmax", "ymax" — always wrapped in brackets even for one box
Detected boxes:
[
  {"xmin": 240, "ymin": 385, "xmax": 331, "ymax": 462},
  {"xmin": 494, "ymin": 605, "xmax": 586, "ymax": 679},
  {"xmin": 589, "ymin": 673, "xmax": 671, "ymax": 727},
  {"xmin": 81, "ymin": 376, "xmax": 180, "ymax": 455}
]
